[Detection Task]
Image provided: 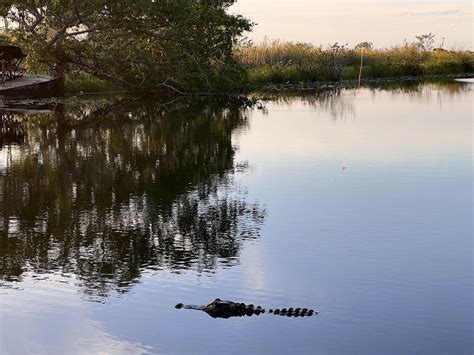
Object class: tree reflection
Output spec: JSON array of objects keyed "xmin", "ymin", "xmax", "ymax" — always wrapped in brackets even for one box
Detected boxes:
[
  {"xmin": 366, "ymin": 78, "xmax": 473, "ymax": 95},
  {"xmin": 0, "ymin": 112, "xmax": 25, "ymax": 147},
  {"xmin": 262, "ymin": 88, "xmax": 356, "ymax": 120},
  {"xmin": 259, "ymin": 79, "xmax": 471, "ymax": 120},
  {"xmin": 0, "ymin": 98, "xmax": 265, "ymax": 298}
]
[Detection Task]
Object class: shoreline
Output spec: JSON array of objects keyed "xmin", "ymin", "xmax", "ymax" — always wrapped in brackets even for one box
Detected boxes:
[
  {"xmin": 251, "ymin": 73, "xmax": 474, "ymax": 92},
  {"xmin": 1, "ymin": 73, "xmax": 471, "ymax": 101}
]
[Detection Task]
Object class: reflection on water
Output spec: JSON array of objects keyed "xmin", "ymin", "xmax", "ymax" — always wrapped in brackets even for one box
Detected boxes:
[
  {"xmin": 0, "ymin": 112, "xmax": 25, "ymax": 147},
  {"xmin": 0, "ymin": 80, "xmax": 472, "ymax": 354},
  {"xmin": 262, "ymin": 79, "xmax": 473, "ymax": 120},
  {"xmin": 0, "ymin": 99, "xmax": 265, "ymax": 298}
]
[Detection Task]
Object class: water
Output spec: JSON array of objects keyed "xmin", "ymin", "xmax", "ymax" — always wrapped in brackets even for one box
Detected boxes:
[{"xmin": 0, "ymin": 81, "xmax": 472, "ymax": 354}]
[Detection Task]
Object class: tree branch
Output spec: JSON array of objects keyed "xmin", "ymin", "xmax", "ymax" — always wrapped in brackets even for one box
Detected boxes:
[
  {"xmin": 64, "ymin": 26, "xmax": 97, "ymax": 38},
  {"xmin": 25, "ymin": 6, "xmax": 43, "ymax": 33},
  {"xmin": 155, "ymin": 78, "xmax": 190, "ymax": 95}
]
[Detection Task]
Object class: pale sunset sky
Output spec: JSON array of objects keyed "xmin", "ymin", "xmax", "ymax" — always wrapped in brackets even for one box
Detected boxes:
[{"xmin": 231, "ymin": 0, "xmax": 473, "ymax": 49}]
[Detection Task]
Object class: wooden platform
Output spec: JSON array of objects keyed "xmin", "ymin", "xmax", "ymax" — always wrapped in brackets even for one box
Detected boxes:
[{"xmin": 0, "ymin": 75, "xmax": 63, "ymax": 98}]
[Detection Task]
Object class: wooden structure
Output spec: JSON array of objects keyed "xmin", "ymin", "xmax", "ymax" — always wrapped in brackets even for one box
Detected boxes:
[
  {"xmin": 0, "ymin": 75, "xmax": 63, "ymax": 98},
  {"xmin": 0, "ymin": 45, "xmax": 62, "ymax": 98},
  {"xmin": 0, "ymin": 45, "xmax": 27, "ymax": 83}
]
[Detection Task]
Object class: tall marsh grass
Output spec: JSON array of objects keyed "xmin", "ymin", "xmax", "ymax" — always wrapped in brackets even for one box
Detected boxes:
[{"xmin": 235, "ymin": 40, "xmax": 474, "ymax": 85}]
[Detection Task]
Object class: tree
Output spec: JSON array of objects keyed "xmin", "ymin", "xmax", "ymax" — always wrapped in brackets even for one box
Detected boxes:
[
  {"xmin": 326, "ymin": 42, "xmax": 347, "ymax": 81},
  {"xmin": 415, "ymin": 33, "xmax": 435, "ymax": 52},
  {"xmin": 355, "ymin": 42, "xmax": 373, "ymax": 51},
  {"xmin": 1, "ymin": 1, "xmax": 253, "ymax": 93}
]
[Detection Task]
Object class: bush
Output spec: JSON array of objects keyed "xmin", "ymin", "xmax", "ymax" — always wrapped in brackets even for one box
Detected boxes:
[{"xmin": 65, "ymin": 71, "xmax": 117, "ymax": 93}]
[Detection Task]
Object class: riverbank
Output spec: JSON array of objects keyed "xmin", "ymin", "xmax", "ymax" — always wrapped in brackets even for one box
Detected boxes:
[
  {"xmin": 62, "ymin": 71, "xmax": 474, "ymax": 96},
  {"xmin": 253, "ymin": 73, "xmax": 474, "ymax": 92},
  {"xmin": 61, "ymin": 41, "xmax": 473, "ymax": 95},
  {"xmin": 57, "ymin": 43, "xmax": 473, "ymax": 94},
  {"xmin": 62, "ymin": 72, "xmax": 473, "ymax": 96},
  {"xmin": 236, "ymin": 41, "xmax": 473, "ymax": 88}
]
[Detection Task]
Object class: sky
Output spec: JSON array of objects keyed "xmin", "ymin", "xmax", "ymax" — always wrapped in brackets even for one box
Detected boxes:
[{"xmin": 231, "ymin": 0, "xmax": 473, "ymax": 49}]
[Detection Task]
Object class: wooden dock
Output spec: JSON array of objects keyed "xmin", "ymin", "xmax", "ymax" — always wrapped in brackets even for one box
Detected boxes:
[{"xmin": 0, "ymin": 75, "xmax": 63, "ymax": 98}]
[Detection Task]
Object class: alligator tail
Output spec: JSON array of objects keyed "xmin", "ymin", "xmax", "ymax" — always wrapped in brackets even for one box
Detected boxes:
[{"xmin": 268, "ymin": 307, "xmax": 317, "ymax": 317}]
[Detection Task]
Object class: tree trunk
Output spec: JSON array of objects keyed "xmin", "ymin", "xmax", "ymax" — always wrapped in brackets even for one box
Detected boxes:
[{"xmin": 51, "ymin": 39, "xmax": 66, "ymax": 93}]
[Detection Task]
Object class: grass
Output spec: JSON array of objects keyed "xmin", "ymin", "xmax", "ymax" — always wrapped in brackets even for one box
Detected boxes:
[
  {"xmin": 64, "ymin": 71, "xmax": 118, "ymax": 94},
  {"xmin": 235, "ymin": 40, "xmax": 474, "ymax": 86}
]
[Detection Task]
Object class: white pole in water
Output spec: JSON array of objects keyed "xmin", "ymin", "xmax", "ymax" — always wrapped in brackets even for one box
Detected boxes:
[{"xmin": 358, "ymin": 47, "xmax": 364, "ymax": 87}]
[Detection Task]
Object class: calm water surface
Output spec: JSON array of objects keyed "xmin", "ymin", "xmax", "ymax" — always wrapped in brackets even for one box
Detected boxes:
[{"xmin": 0, "ymin": 81, "xmax": 472, "ymax": 354}]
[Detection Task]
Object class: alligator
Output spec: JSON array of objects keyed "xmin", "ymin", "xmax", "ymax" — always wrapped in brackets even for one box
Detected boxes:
[{"xmin": 175, "ymin": 298, "xmax": 317, "ymax": 319}]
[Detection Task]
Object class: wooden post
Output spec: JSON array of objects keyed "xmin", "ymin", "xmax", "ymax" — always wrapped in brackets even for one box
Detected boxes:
[{"xmin": 358, "ymin": 47, "xmax": 364, "ymax": 87}]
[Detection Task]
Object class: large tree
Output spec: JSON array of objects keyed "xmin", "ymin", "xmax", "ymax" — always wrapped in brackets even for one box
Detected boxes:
[{"xmin": 1, "ymin": 1, "xmax": 252, "ymax": 92}]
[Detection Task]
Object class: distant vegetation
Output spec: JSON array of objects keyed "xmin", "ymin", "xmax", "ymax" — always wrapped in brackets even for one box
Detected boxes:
[{"xmin": 235, "ymin": 36, "xmax": 473, "ymax": 87}]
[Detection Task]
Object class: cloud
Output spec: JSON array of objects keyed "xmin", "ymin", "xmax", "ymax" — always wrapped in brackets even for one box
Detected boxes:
[
  {"xmin": 231, "ymin": 0, "xmax": 473, "ymax": 49},
  {"xmin": 399, "ymin": 9, "xmax": 462, "ymax": 17},
  {"xmin": 1, "ymin": 274, "xmax": 153, "ymax": 354}
]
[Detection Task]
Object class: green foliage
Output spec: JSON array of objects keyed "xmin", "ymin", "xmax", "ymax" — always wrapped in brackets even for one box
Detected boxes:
[
  {"xmin": 247, "ymin": 63, "xmax": 308, "ymax": 84},
  {"xmin": 64, "ymin": 71, "xmax": 117, "ymax": 93},
  {"xmin": 0, "ymin": 32, "xmax": 10, "ymax": 44},
  {"xmin": 2, "ymin": 1, "xmax": 252, "ymax": 93},
  {"xmin": 236, "ymin": 39, "xmax": 474, "ymax": 85}
]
